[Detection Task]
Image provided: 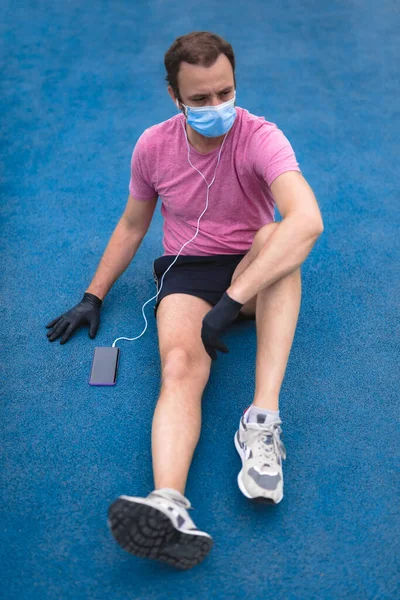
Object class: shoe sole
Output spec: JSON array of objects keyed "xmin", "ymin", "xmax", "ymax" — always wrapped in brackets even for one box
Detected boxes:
[
  {"xmin": 234, "ymin": 431, "xmax": 283, "ymax": 505},
  {"xmin": 107, "ymin": 497, "xmax": 213, "ymax": 570}
]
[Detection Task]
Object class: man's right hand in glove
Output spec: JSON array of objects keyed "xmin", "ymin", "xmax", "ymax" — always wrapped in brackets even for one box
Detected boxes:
[{"xmin": 46, "ymin": 292, "xmax": 102, "ymax": 344}]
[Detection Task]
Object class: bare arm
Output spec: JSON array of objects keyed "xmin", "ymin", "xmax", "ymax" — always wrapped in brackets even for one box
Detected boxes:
[{"xmin": 85, "ymin": 194, "xmax": 158, "ymax": 300}]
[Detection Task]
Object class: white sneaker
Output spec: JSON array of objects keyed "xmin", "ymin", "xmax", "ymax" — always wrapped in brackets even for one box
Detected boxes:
[
  {"xmin": 108, "ymin": 488, "xmax": 213, "ymax": 570},
  {"xmin": 234, "ymin": 408, "xmax": 287, "ymax": 504}
]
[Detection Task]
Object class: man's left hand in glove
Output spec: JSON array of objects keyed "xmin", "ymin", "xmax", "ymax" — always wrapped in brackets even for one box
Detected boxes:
[{"xmin": 201, "ymin": 292, "xmax": 244, "ymax": 360}]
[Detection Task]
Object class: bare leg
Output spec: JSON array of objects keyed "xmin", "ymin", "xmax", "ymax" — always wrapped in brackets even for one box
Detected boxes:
[
  {"xmin": 151, "ymin": 367, "xmax": 209, "ymax": 495},
  {"xmin": 151, "ymin": 294, "xmax": 212, "ymax": 496},
  {"xmin": 230, "ymin": 222, "xmax": 302, "ymax": 412},
  {"xmin": 253, "ymin": 268, "xmax": 301, "ymax": 410}
]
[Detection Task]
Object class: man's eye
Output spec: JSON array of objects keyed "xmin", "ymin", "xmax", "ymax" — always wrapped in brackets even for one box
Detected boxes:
[{"xmin": 194, "ymin": 92, "xmax": 230, "ymax": 103}]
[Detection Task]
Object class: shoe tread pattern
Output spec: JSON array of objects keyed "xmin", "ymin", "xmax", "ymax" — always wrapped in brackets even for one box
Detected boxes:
[{"xmin": 108, "ymin": 498, "xmax": 213, "ymax": 570}]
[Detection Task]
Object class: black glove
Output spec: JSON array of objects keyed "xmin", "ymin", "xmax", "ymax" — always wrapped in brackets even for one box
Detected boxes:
[
  {"xmin": 201, "ymin": 292, "xmax": 243, "ymax": 360},
  {"xmin": 46, "ymin": 292, "xmax": 102, "ymax": 344}
]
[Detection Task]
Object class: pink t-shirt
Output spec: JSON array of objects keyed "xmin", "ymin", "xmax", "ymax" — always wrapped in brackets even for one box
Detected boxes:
[{"xmin": 129, "ymin": 106, "xmax": 302, "ymax": 256}]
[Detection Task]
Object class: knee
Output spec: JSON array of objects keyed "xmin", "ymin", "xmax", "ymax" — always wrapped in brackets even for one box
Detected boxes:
[
  {"xmin": 252, "ymin": 222, "xmax": 279, "ymax": 253},
  {"xmin": 162, "ymin": 348, "xmax": 209, "ymax": 385}
]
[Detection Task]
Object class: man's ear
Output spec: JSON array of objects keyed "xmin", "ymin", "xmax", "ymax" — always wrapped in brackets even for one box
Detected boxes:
[{"xmin": 167, "ymin": 85, "xmax": 179, "ymax": 107}]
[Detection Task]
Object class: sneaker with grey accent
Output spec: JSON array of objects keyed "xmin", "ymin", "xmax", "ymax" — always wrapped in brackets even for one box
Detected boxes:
[
  {"xmin": 234, "ymin": 410, "xmax": 287, "ymax": 504},
  {"xmin": 107, "ymin": 488, "xmax": 213, "ymax": 570}
]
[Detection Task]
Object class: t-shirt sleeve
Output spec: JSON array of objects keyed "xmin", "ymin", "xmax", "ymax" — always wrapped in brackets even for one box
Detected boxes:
[
  {"xmin": 129, "ymin": 130, "xmax": 158, "ymax": 201},
  {"xmin": 250, "ymin": 124, "xmax": 302, "ymax": 188}
]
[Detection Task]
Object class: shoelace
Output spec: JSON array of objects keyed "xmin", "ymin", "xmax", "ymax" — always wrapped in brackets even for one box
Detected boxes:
[{"xmin": 243, "ymin": 422, "xmax": 287, "ymax": 467}]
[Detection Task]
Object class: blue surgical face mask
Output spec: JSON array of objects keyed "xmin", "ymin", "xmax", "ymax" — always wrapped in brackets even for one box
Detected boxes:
[{"xmin": 176, "ymin": 91, "xmax": 237, "ymax": 138}]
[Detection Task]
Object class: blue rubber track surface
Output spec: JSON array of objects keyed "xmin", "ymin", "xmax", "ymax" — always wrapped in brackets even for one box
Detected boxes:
[{"xmin": 1, "ymin": 1, "xmax": 399, "ymax": 598}]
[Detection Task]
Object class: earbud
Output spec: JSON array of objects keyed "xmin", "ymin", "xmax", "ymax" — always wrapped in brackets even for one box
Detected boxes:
[{"xmin": 175, "ymin": 99, "xmax": 180, "ymax": 109}]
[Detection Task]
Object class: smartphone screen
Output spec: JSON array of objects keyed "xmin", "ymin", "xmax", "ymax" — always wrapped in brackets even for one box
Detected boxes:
[{"xmin": 89, "ymin": 347, "xmax": 120, "ymax": 386}]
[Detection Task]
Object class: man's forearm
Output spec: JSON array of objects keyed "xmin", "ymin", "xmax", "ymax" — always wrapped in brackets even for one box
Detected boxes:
[
  {"xmin": 227, "ymin": 216, "xmax": 323, "ymax": 304},
  {"xmin": 85, "ymin": 218, "xmax": 145, "ymax": 300}
]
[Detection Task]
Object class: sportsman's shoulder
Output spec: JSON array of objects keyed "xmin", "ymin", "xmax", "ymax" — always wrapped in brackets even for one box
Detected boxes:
[{"xmin": 138, "ymin": 113, "xmax": 183, "ymax": 147}]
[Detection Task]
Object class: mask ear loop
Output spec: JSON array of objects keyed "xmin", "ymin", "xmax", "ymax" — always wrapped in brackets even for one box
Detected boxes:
[{"xmin": 176, "ymin": 99, "xmax": 188, "ymax": 118}]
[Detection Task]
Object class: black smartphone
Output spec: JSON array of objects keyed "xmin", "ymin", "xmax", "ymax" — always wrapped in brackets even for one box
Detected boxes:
[{"xmin": 89, "ymin": 347, "xmax": 120, "ymax": 386}]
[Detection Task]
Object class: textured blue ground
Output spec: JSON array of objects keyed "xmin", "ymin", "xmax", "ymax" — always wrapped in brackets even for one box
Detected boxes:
[{"xmin": 1, "ymin": 1, "xmax": 399, "ymax": 598}]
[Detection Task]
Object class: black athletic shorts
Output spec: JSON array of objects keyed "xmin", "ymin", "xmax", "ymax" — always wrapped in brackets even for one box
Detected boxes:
[{"xmin": 152, "ymin": 254, "xmax": 256, "ymax": 322}]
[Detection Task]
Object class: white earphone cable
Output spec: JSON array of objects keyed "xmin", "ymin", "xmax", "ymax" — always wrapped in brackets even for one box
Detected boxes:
[{"xmin": 111, "ymin": 119, "xmax": 231, "ymax": 347}]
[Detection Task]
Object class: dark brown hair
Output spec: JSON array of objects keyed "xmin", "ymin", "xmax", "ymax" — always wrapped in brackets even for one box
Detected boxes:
[{"xmin": 164, "ymin": 31, "xmax": 236, "ymax": 101}]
